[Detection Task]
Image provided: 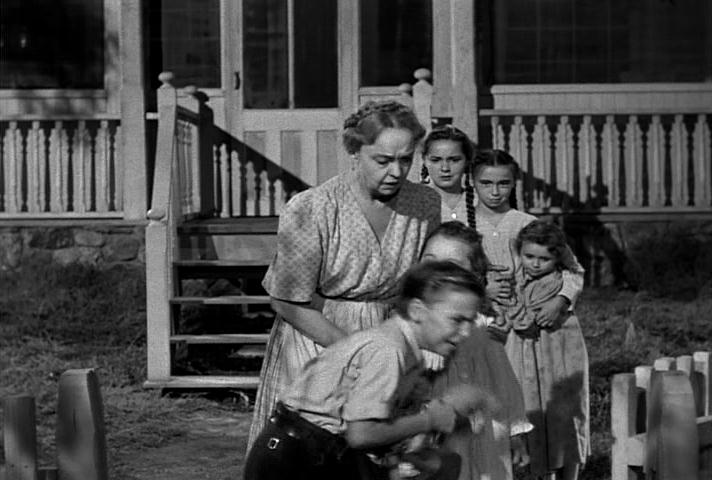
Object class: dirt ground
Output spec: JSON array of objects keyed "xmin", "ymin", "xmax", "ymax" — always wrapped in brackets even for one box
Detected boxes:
[{"xmin": 114, "ymin": 410, "xmax": 251, "ymax": 480}]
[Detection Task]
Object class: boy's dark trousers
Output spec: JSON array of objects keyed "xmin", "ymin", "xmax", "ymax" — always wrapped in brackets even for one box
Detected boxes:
[{"xmin": 244, "ymin": 403, "xmax": 388, "ymax": 480}]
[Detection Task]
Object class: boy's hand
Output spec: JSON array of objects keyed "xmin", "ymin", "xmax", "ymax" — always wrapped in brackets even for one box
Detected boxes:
[
  {"xmin": 510, "ymin": 434, "xmax": 530, "ymax": 468},
  {"xmin": 424, "ymin": 399, "xmax": 457, "ymax": 433},
  {"xmin": 535, "ymin": 295, "xmax": 569, "ymax": 328}
]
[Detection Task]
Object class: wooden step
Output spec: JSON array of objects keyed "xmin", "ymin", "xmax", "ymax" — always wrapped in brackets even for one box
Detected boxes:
[
  {"xmin": 170, "ymin": 295, "xmax": 272, "ymax": 305},
  {"xmin": 170, "ymin": 333, "xmax": 269, "ymax": 344},
  {"xmin": 144, "ymin": 375, "xmax": 260, "ymax": 389},
  {"xmin": 178, "ymin": 217, "xmax": 279, "ymax": 235},
  {"xmin": 175, "ymin": 259, "xmax": 270, "ymax": 268}
]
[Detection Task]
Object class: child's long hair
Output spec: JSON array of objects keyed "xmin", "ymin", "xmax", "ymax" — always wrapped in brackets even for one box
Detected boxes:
[
  {"xmin": 515, "ymin": 220, "xmax": 568, "ymax": 264},
  {"xmin": 470, "ymin": 149, "xmax": 521, "ymax": 232},
  {"xmin": 423, "ymin": 221, "xmax": 489, "ymax": 284},
  {"xmin": 421, "ymin": 126, "xmax": 477, "ymax": 229},
  {"xmin": 394, "ymin": 260, "xmax": 485, "ymax": 318}
]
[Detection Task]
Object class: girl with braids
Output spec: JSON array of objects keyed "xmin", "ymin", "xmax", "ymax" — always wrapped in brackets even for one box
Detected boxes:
[
  {"xmin": 470, "ymin": 150, "xmax": 589, "ymax": 480},
  {"xmin": 247, "ymin": 100, "xmax": 441, "ymax": 453}
]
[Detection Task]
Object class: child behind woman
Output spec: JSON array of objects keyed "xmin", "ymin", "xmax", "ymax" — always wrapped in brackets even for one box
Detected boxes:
[
  {"xmin": 504, "ymin": 220, "xmax": 589, "ymax": 480},
  {"xmin": 419, "ymin": 221, "xmax": 532, "ymax": 480}
]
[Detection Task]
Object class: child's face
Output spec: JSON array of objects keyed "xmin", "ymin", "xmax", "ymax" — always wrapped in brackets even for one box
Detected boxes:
[
  {"xmin": 421, "ymin": 235, "xmax": 473, "ymax": 271},
  {"xmin": 419, "ymin": 289, "xmax": 479, "ymax": 357},
  {"xmin": 520, "ymin": 241, "xmax": 557, "ymax": 278},
  {"xmin": 473, "ymin": 165, "xmax": 514, "ymax": 212},
  {"xmin": 424, "ymin": 140, "xmax": 468, "ymax": 192}
]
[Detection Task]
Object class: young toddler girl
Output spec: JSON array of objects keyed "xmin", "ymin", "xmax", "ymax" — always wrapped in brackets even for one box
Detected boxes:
[{"xmin": 505, "ymin": 220, "xmax": 590, "ymax": 480}]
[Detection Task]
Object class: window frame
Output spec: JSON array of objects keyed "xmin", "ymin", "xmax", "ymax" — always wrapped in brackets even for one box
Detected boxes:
[{"xmin": 0, "ymin": 1, "xmax": 120, "ymax": 117}]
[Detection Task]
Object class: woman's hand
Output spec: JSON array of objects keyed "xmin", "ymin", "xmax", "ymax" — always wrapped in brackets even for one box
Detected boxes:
[
  {"xmin": 535, "ymin": 295, "xmax": 570, "ymax": 329},
  {"xmin": 486, "ymin": 279, "xmax": 512, "ymax": 301},
  {"xmin": 271, "ymin": 298, "xmax": 347, "ymax": 347}
]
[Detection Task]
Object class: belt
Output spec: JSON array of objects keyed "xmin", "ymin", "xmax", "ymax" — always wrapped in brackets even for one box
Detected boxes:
[{"xmin": 270, "ymin": 402, "xmax": 350, "ymax": 461}]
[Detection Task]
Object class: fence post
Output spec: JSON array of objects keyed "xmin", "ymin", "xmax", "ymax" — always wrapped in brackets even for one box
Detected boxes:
[
  {"xmin": 56, "ymin": 369, "xmax": 108, "ymax": 480},
  {"xmin": 611, "ymin": 374, "xmax": 638, "ymax": 480},
  {"xmin": 2, "ymin": 395, "xmax": 38, "ymax": 480},
  {"xmin": 646, "ymin": 370, "xmax": 698, "ymax": 480}
]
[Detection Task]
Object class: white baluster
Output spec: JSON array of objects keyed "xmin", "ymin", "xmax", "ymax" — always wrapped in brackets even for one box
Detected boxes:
[
  {"xmin": 26, "ymin": 122, "xmax": 41, "ymax": 212},
  {"xmin": 72, "ymin": 122, "xmax": 88, "ymax": 213},
  {"xmin": 113, "ymin": 124, "xmax": 123, "ymax": 211},
  {"xmin": 532, "ymin": 116, "xmax": 548, "ymax": 209},
  {"xmin": 647, "ymin": 116, "xmax": 664, "ymax": 208},
  {"xmin": 510, "ymin": 116, "xmax": 526, "ymax": 210},
  {"xmin": 244, "ymin": 161, "xmax": 256, "ymax": 216},
  {"xmin": 602, "ymin": 115, "xmax": 619, "ymax": 207},
  {"xmin": 95, "ymin": 121, "xmax": 110, "ymax": 212},
  {"xmin": 258, "ymin": 169, "xmax": 269, "ymax": 216},
  {"xmin": 59, "ymin": 123, "xmax": 70, "ymax": 211},
  {"xmin": 624, "ymin": 115, "xmax": 643, "ymax": 207},
  {"xmin": 412, "ymin": 68, "xmax": 433, "ymax": 130},
  {"xmin": 693, "ymin": 114, "xmax": 711, "ymax": 207},
  {"xmin": 670, "ymin": 115, "xmax": 688, "ymax": 207},
  {"xmin": 2, "ymin": 123, "xmax": 19, "ymax": 213},
  {"xmin": 49, "ymin": 122, "xmax": 61, "ymax": 212},
  {"xmin": 219, "ymin": 143, "xmax": 230, "ymax": 218},
  {"xmin": 273, "ymin": 178, "xmax": 285, "ymax": 214},
  {"xmin": 554, "ymin": 116, "xmax": 573, "ymax": 205},
  {"xmin": 578, "ymin": 116, "xmax": 594, "ymax": 205},
  {"xmin": 231, "ymin": 149, "xmax": 242, "ymax": 217},
  {"xmin": 490, "ymin": 116, "xmax": 501, "ymax": 149}
]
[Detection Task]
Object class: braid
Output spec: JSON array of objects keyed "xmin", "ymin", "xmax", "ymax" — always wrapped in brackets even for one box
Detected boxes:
[
  {"xmin": 464, "ymin": 172, "xmax": 476, "ymax": 230},
  {"xmin": 421, "ymin": 164, "xmax": 430, "ymax": 183}
]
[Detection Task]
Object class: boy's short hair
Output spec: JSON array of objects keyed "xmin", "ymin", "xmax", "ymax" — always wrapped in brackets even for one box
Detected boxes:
[{"xmin": 394, "ymin": 261, "xmax": 485, "ymax": 317}]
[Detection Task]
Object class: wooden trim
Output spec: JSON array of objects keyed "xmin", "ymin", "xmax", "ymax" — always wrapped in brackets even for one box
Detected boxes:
[
  {"xmin": 287, "ymin": 0, "xmax": 295, "ymax": 108},
  {"xmin": 451, "ymin": 0, "xmax": 477, "ymax": 140},
  {"xmin": 431, "ymin": 0, "xmax": 453, "ymax": 118},
  {"xmin": 119, "ymin": 0, "xmax": 148, "ymax": 220},
  {"xmin": 105, "ymin": 0, "xmax": 121, "ymax": 114},
  {"xmin": 0, "ymin": 114, "xmax": 120, "ymax": 121},
  {"xmin": 480, "ymin": 108, "xmax": 712, "ymax": 116},
  {"xmin": 0, "ymin": 90, "xmax": 107, "ymax": 99},
  {"xmin": 490, "ymin": 83, "xmax": 712, "ymax": 94}
]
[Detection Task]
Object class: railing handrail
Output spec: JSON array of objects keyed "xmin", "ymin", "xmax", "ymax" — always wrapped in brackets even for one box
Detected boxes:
[{"xmin": 479, "ymin": 108, "xmax": 712, "ymax": 116}]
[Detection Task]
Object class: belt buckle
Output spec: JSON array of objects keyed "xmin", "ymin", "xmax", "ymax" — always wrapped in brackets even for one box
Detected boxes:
[{"xmin": 267, "ymin": 437, "xmax": 280, "ymax": 450}]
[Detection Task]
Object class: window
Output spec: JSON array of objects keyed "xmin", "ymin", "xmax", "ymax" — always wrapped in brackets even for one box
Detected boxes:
[
  {"xmin": 0, "ymin": 0, "xmax": 104, "ymax": 89},
  {"xmin": 360, "ymin": 0, "xmax": 432, "ymax": 87},
  {"xmin": 243, "ymin": 0, "xmax": 337, "ymax": 109},
  {"xmin": 146, "ymin": 0, "xmax": 221, "ymax": 89},
  {"xmin": 491, "ymin": 0, "xmax": 712, "ymax": 84}
]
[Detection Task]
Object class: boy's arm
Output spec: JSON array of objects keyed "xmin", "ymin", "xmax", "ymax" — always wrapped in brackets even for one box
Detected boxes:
[{"xmin": 345, "ymin": 400, "xmax": 455, "ymax": 449}]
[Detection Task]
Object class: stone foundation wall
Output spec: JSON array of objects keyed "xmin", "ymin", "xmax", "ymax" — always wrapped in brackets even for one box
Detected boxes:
[{"xmin": 0, "ymin": 221, "xmax": 146, "ymax": 270}]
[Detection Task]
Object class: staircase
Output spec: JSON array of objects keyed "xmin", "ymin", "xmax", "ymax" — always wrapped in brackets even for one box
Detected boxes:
[
  {"xmin": 145, "ymin": 217, "xmax": 277, "ymax": 389},
  {"xmin": 144, "ymin": 74, "xmax": 287, "ymax": 390}
]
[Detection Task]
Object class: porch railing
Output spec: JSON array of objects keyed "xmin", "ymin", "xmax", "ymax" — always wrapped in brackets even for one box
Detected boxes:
[
  {"xmin": 0, "ymin": 117, "xmax": 122, "ymax": 217},
  {"xmin": 412, "ymin": 70, "xmax": 712, "ymax": 214}
]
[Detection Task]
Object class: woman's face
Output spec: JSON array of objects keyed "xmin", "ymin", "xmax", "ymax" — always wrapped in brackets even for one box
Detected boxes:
[
  {"xmin": 357, "ymin": 128, "xmax": 415, "ymax": 199},
  {"xmin": 423, "ymin": 140, "xmax": 468, "ymax": 193},
  {"xmin": 473, "ymin": 165, "xmax": 515, "ymax": 212}
]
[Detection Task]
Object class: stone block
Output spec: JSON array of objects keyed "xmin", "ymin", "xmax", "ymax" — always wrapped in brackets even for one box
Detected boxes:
[
  {"xmin": 74, "ymin": 229, "xmax": 105, "ymax": 247},
  {"xmin": 102, "ymin": 235, "xmax": 140, "ymax": 262},
  {"xmin": 53, "ymin": 247, "xmax": 101, "ymax": 266},
  {"xmin": 0, "ymin": 232, "xmax": 24, "ymax": 269},
  {"xmin": 27, "ymin": 228, "xmax": 74, "ymax": 249}
]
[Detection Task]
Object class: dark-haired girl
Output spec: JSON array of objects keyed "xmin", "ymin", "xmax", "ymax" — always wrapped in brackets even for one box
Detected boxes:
[
  {"xmin": 247, "ymin": 101, "xmax": 441, "ymax": 452},
  {"xmin": 470, "ymin": 151, "xmax": 589, "ymax": 479}
]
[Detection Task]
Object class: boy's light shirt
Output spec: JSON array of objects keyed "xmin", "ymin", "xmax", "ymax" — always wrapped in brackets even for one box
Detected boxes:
[{"xmin": 280, "ymin": 316, "xmax": 424, "ymax": 435}]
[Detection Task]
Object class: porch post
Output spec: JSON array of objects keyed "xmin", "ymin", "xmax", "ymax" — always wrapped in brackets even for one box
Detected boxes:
[
  {"xmin": 120, "ymin": 0, "xmax": 148, "ymax": 220},
  {"xmin": 432, "ymin": 0, "xmax": 478, "ymax": 142}
]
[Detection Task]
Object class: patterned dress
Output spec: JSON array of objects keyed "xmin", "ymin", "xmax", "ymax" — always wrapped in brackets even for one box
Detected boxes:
[
  {"xmin": 247, "ymin": 171, "xmax": 441, "ymax": 451},
  {"xmin": 430, "ymin": 192, "xmax": 532, "ymax": 480},
  {"xmin": 477, "ymin": 209, "xmax": 590, "ymax": 476}
]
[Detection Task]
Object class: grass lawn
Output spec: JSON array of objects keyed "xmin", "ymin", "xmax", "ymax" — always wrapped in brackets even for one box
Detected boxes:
[{"xmin": 1, "ymin": 260, "xmax": 711, "ymax": 479}]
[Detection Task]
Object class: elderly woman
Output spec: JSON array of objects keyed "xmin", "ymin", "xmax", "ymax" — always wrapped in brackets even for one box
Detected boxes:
[{"xmin": 247, "ymin": 101, "xmax": 441, "ymax": 450}]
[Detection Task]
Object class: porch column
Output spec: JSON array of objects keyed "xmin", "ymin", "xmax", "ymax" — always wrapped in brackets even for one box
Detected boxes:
[
  {"xmin": 432, "ymin": 0, "xmax": 479, "ymax": 141},
  {"xmin": 120, "ymin": 0, "xmax": 148, "ymax": 220}
]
